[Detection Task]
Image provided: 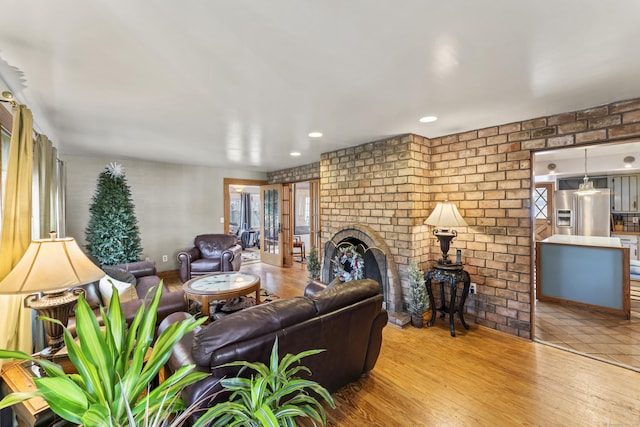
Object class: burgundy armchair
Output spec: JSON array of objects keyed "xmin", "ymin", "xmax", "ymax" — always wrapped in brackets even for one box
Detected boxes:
[{"xmin": 177, "ymin": 234, "xmax": 242, "ymax": 283}]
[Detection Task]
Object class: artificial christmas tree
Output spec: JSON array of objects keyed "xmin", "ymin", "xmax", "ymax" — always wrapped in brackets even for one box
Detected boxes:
[
  {"xmin": 85, "ymin": 162, "xmax": 142, "ymax": 265},
  {"xmin": 407, "ymin": 260, "xmax": 428, "ymax": 327}
]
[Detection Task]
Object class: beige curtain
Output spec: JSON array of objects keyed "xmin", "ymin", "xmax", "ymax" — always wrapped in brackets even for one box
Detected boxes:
[
  {"xmin": 34, "ymin": 133, "xmax": 58, "ymax": 239},
  {"xmin": 57, "ymin": 159, "xmax": 66, "ymax": 237},
  {"xmin": 0, "ymin": 105, "xmax": 34, "ymax": 366}
]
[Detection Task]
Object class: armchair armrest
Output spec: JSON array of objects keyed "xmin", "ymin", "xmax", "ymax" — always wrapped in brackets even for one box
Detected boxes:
[
  {"xmin": 221, "ymin": 243, "xmax": 242, "ymax": 272},
  {"xmin": 178, "ymin": 247, "xmax": 201, "ymax": 283}
]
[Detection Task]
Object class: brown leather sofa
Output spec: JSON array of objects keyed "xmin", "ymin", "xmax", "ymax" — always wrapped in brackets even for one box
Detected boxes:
[
  {"xmin": 68, "ymin": 260, "xmax": 187, "ymax": 334},
  {"xmin": 177, "ymin": 234, "xmax": 242, "ymax": 283},
  {"xmin": 158, "ymin": 279, "xmax": 388, "ymax": 419}
]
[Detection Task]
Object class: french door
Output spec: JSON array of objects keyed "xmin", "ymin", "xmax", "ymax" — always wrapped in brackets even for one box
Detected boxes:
[{"xmin": 261, "ymin": 184, "xmax": 284, "ymax": 266}]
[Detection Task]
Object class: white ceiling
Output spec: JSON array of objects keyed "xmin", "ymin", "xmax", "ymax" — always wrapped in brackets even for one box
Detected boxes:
[{"xmin": 2, "ymin": 1, "xmax": 640, "ymax": 172}]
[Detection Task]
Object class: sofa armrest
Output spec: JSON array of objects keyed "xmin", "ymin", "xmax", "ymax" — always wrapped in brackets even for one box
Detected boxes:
[
  {"xmin": 304, "ymin": 280, "xmax": 328, "ymax": 297},
  {"xmin": 178, "ymin": 247, "xmax": 201, "ymax": 282},
  {"xmin": 110, "ymin": 260, "xmax": 156, "ymax": 278},
  {"xmin": 157, "ymin": 312, "xmax": 223, "ymax": 411},
  {"xmin": 158, "ymin": 311, "xmax": 199, "ymax": 369},
  {"xmin": 221, "ymin": 244, "xmax": 242, "ymax": 272},
  {"xmin": 362, "ymin": 309, "xmax": 388, "ymax": 375}
]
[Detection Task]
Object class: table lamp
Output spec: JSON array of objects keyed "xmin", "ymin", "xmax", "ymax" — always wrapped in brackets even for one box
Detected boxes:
[
  {"xmin": 0, "ymin": 233, "xmax": 105, "ymax": 357},
  {"xmin": 424, "ymin": 201, "xmax": 468, "ymax": 265}
]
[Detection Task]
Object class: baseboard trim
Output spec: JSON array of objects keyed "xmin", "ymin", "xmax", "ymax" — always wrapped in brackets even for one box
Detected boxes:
[{"xmin": 157, "ymin": 269, "xmax": 180, "ymax": 281}]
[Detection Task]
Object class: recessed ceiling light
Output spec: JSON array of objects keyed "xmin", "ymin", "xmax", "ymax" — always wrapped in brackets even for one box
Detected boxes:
[
  {"xmin": 308, "ymin": 132, "xmax": 323, "ymax": 138},
  {"xmin": 290, "ymin": 151, "xmax": 301, "ymax": 157},
  {"xmin": 419, "ymin": 116, "xmax": 438, "ymax": 123}
]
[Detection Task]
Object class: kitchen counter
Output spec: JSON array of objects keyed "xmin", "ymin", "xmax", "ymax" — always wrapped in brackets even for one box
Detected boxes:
[
  {"xmin": 536, "ymin": 235, "xmax": 630, "ymax": 318},
  {"xmin": 540, "ymin": 234, "xmax": 621, "ymax": 248}
]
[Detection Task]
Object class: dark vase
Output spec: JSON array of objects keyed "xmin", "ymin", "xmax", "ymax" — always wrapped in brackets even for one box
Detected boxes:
[{"xmin": 411, "ymin": 314, "xmax": 424, "ymax": 328}]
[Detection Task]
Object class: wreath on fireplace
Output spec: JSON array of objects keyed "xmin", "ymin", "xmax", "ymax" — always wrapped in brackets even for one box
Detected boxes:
[{"xmin": 331, "ymin": 244, "xmax": 364, "ymax": 282}]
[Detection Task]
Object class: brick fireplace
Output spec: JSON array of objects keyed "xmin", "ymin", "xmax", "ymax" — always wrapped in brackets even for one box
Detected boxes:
[{"xmin": 321, "ymin": 224, "xmax": 402, "ymax": 314}]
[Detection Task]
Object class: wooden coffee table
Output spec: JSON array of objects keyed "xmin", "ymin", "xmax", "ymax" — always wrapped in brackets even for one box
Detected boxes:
[{"xmin": 183, "ymin": 272, "xmax": 261, "ymax": 318}]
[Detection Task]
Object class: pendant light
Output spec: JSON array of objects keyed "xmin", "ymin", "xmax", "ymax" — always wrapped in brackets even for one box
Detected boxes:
[{"xmin": 575, "ymin": 148, "xmax": 599, "ymax": 195}]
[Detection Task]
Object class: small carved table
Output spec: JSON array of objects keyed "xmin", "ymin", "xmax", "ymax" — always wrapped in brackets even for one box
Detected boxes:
[{"xmin": 424, "ymin": 263, "xmax": 471, "ymax": 337}]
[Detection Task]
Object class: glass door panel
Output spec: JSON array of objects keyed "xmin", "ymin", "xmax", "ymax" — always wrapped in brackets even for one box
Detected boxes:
[{"xmin": 261, "ymin": 184, "xmax": 283, "ymax": 266}]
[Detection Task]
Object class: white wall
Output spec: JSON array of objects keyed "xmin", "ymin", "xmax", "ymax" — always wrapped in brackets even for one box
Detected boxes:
[{"xmin": 64, "ymin": 155, "xmax": 266, "ymax": 272}]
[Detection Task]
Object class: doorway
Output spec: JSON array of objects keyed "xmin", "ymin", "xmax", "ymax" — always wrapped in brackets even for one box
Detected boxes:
[
  {"xmin": 532, "ymin": 141, "xmax": 640, "ymax": 371},
  {"xmin": 223, "ymin": 178, "xmax": 266, "ymax": 236}
]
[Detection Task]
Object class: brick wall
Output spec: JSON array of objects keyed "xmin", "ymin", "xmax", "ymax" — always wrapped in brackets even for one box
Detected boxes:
[
  {"xmin": 428, "ymin": 97, "xmax": 640, "ymax": 338},
  {"xmin": 267, "ymin": 162, "xmax": 320, "ymax": 184},
  {"xmin": 268, "ymin": 97, "xmax": 640, "ymax": 339}
]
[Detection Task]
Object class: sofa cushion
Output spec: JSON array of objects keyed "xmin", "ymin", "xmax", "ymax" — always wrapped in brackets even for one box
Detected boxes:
[
  {"xmin": 77, "ymin": 281, "xmax": 102, "ymax": 309},
  {"xmin": 99, "ymin": 275, "xmax": 137, "ymax": 305},
  {"xmin": 310, "ymin": 279, "xmax": 381, "ymax": 315},
  {"xmin": 102, "ymin": 266, "xmax": 137, "ymax": 286},
  {"xmin": 191, "ymin": 258, "xmax": 221, "ymax": 273},
  {"xmin": 192, "ymin": 296, "xmax": 316, "ymax": 366}
]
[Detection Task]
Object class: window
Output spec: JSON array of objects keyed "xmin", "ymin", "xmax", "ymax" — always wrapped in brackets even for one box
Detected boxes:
[
  {"xmin": 534, "ymin": 186, "xmax": 549, "ymax": 220},
  {"xmin": 293, "ymin": 182, "xmax": 310, "ymax": 235}
]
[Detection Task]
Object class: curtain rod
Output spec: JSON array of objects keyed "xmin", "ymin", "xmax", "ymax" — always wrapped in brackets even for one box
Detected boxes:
[{"xmin": 0, "ymin": 90, "xmax": 17, "ymax": 107}]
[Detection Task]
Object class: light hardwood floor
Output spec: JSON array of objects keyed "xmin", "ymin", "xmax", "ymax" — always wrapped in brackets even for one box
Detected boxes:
[{"xmin": 233, "ymin": 261, "xmax": 640, "ymax": 426}]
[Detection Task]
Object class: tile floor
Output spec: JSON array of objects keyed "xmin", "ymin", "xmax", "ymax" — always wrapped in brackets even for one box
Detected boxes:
[{"xmin": 534, "ymin": 299, "xmax": 640, "ymax": 372}]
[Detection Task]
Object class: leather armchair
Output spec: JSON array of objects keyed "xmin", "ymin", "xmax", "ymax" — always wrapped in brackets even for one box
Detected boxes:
[{"xmin": 177, "ymin": 234, "xmax": 242, "ymax": 283}]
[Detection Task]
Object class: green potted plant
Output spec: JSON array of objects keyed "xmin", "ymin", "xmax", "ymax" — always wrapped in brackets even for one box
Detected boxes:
[
  {"xmin": 0, "ymin": 283, "xmax": 209, "ymax": 426},
  {"xmin": 194, "ymin": 337, "xmax": 335, "ymax": 427},
  {"xmin": 307, "ymin": 245, "xmax": 321, "ymax": 281},
  {"xmin": 407, "ymin": 260, "xmax": 429, "ymax": 328}
]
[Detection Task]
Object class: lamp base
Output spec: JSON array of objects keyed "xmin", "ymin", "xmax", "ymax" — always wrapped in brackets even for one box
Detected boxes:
[
  {"xmin": 24, "ymin": 288, "xmax": 84, "ymax": 358},
  {"xmin": 434, "ymin": 229, "xmax": 457, "ymax": 265}
]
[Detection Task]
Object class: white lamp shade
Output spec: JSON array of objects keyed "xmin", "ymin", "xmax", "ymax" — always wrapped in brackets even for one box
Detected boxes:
[
  {"xmin": 424, "ymin": 202, "xmax": 468, "ymax": 228},
  {"xmin": 0, "ymin": 237, "xmax": 105, "ymax": 294}
]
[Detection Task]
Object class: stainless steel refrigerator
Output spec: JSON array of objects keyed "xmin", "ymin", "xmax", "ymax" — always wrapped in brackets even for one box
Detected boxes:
[{"xmin": 554, "ymin": 189, "xmax": 611, "ymax": 236}]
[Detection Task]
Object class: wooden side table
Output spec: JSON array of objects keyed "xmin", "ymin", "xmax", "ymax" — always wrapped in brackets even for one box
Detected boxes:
[
  {"xmin": 1, "ymin": 360, "xmax": 57, "ymax": 427},
  {"xmin": 424, "ymin": 263, "xmax": 471, "ymax": 337}
]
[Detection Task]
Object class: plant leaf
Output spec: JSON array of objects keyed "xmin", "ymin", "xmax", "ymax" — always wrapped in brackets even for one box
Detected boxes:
[
  {"xmin": 0, "ymin": 391, "xmax": 41, "ymax": 410},
  {"xmin": 73, "ymin": 294, "xmax": 114, "ymax": 403},
  {"xmin": 35, "ymin": 376, "xmax": 88, "ymax": 424},
  {"xmin": 0, "ymin": 349, "xmax": 34, "ymax": 361},
  {"xmin": 81, "ymin": 403, "xmax": 111, "ymax": 427}
]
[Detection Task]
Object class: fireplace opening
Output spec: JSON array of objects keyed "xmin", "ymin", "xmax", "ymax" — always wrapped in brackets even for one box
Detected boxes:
[
  {"xmin": 320, "ymin": 224, "xmax": 402, "ymax": 315},
  {"xmin": 323, "ymin": 238, "xmax": 387, "ymax": 297}
]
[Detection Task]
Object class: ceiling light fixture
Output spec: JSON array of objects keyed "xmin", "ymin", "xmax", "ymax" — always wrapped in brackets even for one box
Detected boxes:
[
  {"xmin": 624, "ymin": 156, "xmax": 635, "ymax": 168},
  {"xmin": 575, "ymin": 148, "xmax": 599, "ymax": 195},
  {"xmin": 308, "ymin": 132, "xmax": 323, "ymax": 138},
  {"xmin": 547, "ymin": 163, "xmax": 557, "ymax": 174},
  {"xmin": 419, "ymin": 116, "xmax": 438, "ymax": 123},
  {"xmin": 290, "ymin": 151, "xmax": 301, "ymax": 157}
]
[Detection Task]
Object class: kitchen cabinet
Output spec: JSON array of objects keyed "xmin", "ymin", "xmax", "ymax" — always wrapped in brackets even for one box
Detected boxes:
[
  {"xmin": 611, "ymin": 233, "xmax": 639, "ymax": 260},
  {"xmin": 609, "ymin": 175, "xmax": 639, "ymax": 213}
]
